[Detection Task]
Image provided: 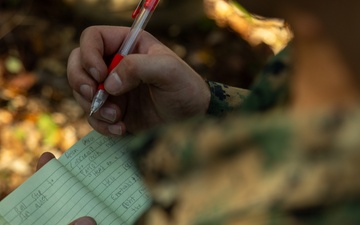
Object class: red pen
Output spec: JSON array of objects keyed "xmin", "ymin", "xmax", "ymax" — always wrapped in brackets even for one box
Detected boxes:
[{"xmin": 90, "ymin": 0, "xmax": 160, "ymax": 116}]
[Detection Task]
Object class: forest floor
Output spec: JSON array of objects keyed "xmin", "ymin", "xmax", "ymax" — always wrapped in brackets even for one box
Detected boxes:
[{"xmin": 0, "ymin": 0, "xmax": 289, "ymax": 200}]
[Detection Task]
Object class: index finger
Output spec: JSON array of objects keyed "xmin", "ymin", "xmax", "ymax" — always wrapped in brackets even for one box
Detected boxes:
[{"xmin": 79, "ymin": 26, "xmax": 161, "ymax": 83}]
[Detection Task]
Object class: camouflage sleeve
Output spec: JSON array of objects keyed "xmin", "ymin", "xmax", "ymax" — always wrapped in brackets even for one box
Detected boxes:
[
  {"xmin": 206, "ymin": 45, "xmax": 292, "ymax": 117},
  {"xmin": 129, "ymin": 43, "xmax": 360, "ymax": 225},
  {"xmin": 240, "ymin": 45, "xmax": 291, "ymax": 112},
  {"xmin": 131, "ymin": 109, "xmax": 360, "ymax": 225},
  {"xmin": 206, "ymin": 81, "xmax": 250, "ymax": 117},
  {"xmin": 207, "ymin": 47, "xmax": 291, "ymax": 117}
]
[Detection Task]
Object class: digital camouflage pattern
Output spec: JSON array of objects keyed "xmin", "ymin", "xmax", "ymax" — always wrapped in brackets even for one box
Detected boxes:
[
  {"xmin": 207, "ymin": 44, "xmax": 291, "ymax": 116},
  {"xmin": 130, "ymin": 45, "xmax": 360, "ymax": 225}
]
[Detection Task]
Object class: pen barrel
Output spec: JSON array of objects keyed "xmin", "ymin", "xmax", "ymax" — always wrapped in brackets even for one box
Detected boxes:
[
  {"xmin": 108, "ymin": 54, "xmax": 124, "ymax": 73},
  {"xmin": 119, "ymin": 8, "xmax": 154, "ymax": 56}
]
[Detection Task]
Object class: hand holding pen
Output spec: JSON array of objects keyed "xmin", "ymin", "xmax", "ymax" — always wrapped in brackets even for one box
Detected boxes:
[
  {"xmin": 90, "ymin": 0, "xmax": 160, "ymax": 116},
  {"xmin": 67, "ymin": 4, "xmax": 211, "ymax": 136}
]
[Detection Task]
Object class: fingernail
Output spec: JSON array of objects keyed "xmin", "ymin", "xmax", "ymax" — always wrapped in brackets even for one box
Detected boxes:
[
  {"xmin": 100, "ymin": 107, "xmax": 117, "ymax": 122},
  {"xmin": 108, "ymin": 125, "xmax": 122, "ymax": 136},
  {"xmin": 72, "ymin": 217, "xmax": 96, "ymax": 225},
  {"xmin": 89, "ymin": 67, "xmax": 101, "ymax": 81},
  {"xmin": 80, "ymin": 84, "xmax": 94, "ymax": 100},
  {"xmin": 105, "ymin": 72, "xmax": 122, "ymax": 94}
]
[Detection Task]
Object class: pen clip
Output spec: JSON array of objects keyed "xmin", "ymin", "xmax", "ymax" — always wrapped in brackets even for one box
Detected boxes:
[{"xmin": 132, "ymin": 0, "xmax": 145, "ymax": 19}]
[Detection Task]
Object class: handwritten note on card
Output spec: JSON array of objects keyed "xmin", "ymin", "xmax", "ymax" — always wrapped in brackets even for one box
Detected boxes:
[{"xmin": 0, "ymin": 131, "xmax": 151, "ymax": 225}]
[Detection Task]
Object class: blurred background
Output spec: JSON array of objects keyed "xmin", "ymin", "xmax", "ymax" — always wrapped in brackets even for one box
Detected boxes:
[{"xmin": 0, "ymin": 0, "xmax": 291, "ymax": 199}]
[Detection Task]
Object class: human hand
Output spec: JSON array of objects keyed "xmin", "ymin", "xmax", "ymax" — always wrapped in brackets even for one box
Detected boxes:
[
  {"xmin": 68, "ymin": 216, "xmax": 96, "ymax": 225},
  {"xmin": 67, "ymin": 26, "xmax": 210, "ymax": 136},
  {"xmin": 36, "ymin": 152, "xmax": 55, "ymax": 171},
  {"xmin": 36, "ymin": 153, "xmax": 97, "ymax": 225}
]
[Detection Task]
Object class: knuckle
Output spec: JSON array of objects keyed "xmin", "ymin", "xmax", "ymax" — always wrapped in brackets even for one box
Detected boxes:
[
  {"xmin": 80, "ymin": 26, "xmax": 99, "ymax": 40},
  {"xmin": 66, "ymin": 48, "xmax": 80, "ymax": 73}
]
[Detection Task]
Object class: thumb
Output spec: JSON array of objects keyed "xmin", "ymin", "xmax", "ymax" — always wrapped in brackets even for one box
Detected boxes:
[
  {"xmin": 104, "ymin": 53, "xmax": 183, "ymax": 96},
  {"xmin": 68, "ymin": 217, "xmax": 97, "ymax": 225},
  {"xmin": 36, "ymin": 152, "xmax": 55, "ymax": 171}
]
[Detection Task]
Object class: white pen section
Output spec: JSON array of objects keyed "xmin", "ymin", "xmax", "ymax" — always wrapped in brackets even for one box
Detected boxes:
[{"xmin": 90, "ymin": 89, "xmax": 109, "ymax": 116}]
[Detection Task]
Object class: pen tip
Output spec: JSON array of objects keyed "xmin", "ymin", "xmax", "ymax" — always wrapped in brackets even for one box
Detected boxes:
[{"xmin": 90, "ymin": 110, "xmax": 94, "ymax": 117}]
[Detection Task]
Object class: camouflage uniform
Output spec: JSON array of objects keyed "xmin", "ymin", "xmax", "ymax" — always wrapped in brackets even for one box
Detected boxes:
[{"xmin": 130, "ymin": 45, "xmax": 360, "ymax": 225}]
